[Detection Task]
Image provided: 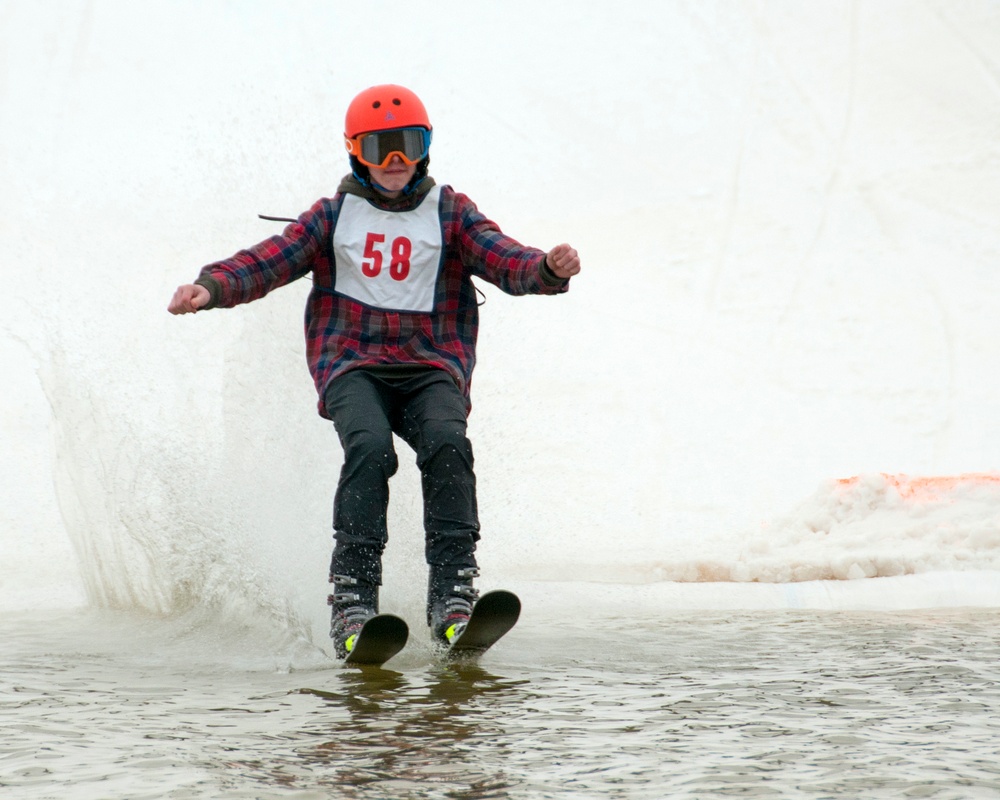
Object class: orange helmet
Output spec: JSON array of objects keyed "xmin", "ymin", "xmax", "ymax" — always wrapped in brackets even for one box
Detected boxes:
[{"xmin": 344, "ymin": 84, "xmax": 431, "ymax": 139}]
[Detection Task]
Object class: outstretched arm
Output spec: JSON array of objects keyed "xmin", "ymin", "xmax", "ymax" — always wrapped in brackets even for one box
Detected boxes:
[
  {"xmin": 450, "ymin": 189, "xmax": 575, "ymax": 295},
  {"xmin": 167, "ymin": 283, "xmax": 211, "ymax": 315},
  {"xmin": 168, "ymin": 199, "xmax": 334, "ymax": 313}
]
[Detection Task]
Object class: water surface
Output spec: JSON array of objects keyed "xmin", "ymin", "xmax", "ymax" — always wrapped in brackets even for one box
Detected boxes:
[{"xmin": 3, "ymin": 608, "xmax": 1000, "ymax": 798}]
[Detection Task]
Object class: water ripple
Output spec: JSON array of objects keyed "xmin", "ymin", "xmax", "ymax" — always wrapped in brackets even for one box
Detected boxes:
[{"xmin": 2, "ymin": 609, "xmax": 1000, "ymax": 798}]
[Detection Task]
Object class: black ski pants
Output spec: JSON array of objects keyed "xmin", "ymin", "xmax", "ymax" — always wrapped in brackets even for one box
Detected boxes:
[{"xmin": 324, "ymin": 368, "xmax": 480, "ymax": 588}]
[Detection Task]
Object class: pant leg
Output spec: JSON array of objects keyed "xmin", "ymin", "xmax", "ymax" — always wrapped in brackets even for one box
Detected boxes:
[
  {"xmin": 395, "ymin": 372, "xmax": 481, "ymax": 570},
  {"xmin": 324, "ymin": 370, "xmax": 398, "ymax": 587}
]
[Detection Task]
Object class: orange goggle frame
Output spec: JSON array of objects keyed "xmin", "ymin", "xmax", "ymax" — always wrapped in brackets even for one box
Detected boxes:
[{"xmin": 344, "ymin": 127, "xmax": 432, "ymax": 169}]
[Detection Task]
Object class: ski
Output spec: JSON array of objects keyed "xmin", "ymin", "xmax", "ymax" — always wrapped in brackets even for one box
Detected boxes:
[
  {"xmin": 446, "ymin": 590, "xmax": 521, "ymax": 660},
  {"xmin": 344, "ymin": 614, "xmax": 409, "ymax": 666}
]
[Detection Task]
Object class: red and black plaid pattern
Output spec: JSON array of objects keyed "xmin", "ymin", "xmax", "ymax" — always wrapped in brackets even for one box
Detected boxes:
[{"xmin": 196, "ymin": 185, "xmax": 568, "ymax": 417}]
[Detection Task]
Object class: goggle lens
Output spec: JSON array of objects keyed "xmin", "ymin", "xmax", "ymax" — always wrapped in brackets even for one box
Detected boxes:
[{"xmin": 352, "ymin": 127, "xmax": 431, "ymax": 168}]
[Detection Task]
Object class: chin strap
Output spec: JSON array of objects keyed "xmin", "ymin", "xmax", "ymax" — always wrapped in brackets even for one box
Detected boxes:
[{"xmin": 352, "ymin": 165, "xmax": 371, "ymax": 188}]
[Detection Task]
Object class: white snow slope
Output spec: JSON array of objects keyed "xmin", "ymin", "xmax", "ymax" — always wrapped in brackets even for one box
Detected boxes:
[{"xmin": 2, "ymin": 1, "xmax": 999, "ymax": 623}]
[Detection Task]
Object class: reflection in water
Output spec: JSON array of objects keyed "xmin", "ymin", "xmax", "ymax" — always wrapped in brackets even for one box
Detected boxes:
[
  {"xmin": 5, "ymin": 610, "xmax": 1000, "ymax": 799},
  {"xmin": 292, "ymin": 665, "xmax": 528, "ymax": 798}
]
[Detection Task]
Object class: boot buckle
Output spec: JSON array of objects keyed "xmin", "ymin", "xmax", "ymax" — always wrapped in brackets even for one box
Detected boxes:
[
  {"xmin": 451, "ymin": 584, "xmax": 480, "ymax": 601},
  {"xmin": 328, "ymin": 591, "xmax": 361, "ymax": 605}
]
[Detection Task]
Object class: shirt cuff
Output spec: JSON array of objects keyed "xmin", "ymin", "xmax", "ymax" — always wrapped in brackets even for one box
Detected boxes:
[
  {"xmin": 539, "ymin": 256, "xmax": 567, "ymax": 287},
  {"xmin": 194, "ymin": 275, "xmax": 222, "ymax": 309}
]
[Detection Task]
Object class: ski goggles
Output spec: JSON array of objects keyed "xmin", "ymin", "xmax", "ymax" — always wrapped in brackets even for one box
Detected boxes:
[{"xmin": 344, "ymin": 126, "xmax": 432, "ymax": 169}]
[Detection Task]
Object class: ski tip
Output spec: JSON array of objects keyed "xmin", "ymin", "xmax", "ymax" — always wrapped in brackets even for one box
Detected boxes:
[
  {"xmin": 343, "ymin": 614, "xmax": 409, "ymax": 666},
  {"xmin": 444, "ymin": 589, "xmax": 521, "ymax": 660},
  {"xmin": 477, "ymin": 590, "xmax": 521, "ymax": 619}
]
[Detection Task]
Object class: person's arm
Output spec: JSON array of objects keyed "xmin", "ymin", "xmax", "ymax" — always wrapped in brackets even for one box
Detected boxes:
[
  {"xmin": 449, "ymin": 189, "xmax": 578, "ymax": 295},
  {"xmin": 167, "ymin": 198, "xmax": 333, "ymax": 313}
]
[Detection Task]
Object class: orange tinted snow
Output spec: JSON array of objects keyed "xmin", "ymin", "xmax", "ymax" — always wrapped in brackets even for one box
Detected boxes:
[{"xmin": 835, "ymin": 473, "xmax": 1000, "ymax": 502}]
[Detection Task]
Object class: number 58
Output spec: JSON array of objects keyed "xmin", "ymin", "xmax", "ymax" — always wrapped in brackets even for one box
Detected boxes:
[{"xmin": 363, "ymin": 232, "xmax": 412, "ymax": 281}]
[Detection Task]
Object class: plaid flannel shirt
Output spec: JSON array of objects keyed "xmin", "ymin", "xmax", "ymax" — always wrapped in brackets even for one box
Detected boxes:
[{"xmin": 195, "ymin": 181, "xmax": 569, "ymax": 418}]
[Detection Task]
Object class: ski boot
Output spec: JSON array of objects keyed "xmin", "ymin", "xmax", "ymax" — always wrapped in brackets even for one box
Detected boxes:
[
  {"xmin": 328, "ymin": 574, "xmax": 378, "ymax": 659},
  {"xmin": 427, "ymin": 566, "xmax": 480, "ymax": 646}
]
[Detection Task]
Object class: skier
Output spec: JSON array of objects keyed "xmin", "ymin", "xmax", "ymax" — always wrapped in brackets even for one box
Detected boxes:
[{"xmin": 168, "ymin": 84, "xmax": 580, "ymax": 659}]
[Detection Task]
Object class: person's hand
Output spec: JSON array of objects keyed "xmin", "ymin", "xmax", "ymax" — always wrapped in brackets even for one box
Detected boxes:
[
  {"xmin": 168, "ymin": 284, "xmax": 210, "ymax": 315},
  {"xmin": 546, "ymin": 244, "xmax": 581, "ymax": 280}
]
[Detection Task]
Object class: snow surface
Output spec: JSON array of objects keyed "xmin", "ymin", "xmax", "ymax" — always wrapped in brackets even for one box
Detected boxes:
[{"xmin": 2, "ymin": 1, "xmax": 999, "ymax": 625}]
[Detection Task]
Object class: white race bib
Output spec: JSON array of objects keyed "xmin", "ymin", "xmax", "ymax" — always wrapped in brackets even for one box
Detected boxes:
[{"xmin": 332, "ymin": 186, "xmax": 443, "ymax": 312}]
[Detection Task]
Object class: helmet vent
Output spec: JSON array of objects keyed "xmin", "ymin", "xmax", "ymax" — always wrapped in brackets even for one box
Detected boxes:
[
  {"xmin": 392, "ymin": 98, "xmax": 401, "ymax": 105},
  {"xmin": 372, "ymin": 101, "xmax": 381, "ymax": 109}
]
